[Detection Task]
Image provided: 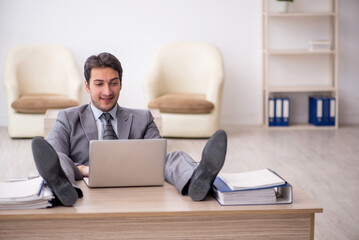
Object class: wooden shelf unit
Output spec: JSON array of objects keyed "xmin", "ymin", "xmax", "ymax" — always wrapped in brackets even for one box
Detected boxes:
[
  {"xmin": 262, "ymin": 0, "xmax": 339, "ymax": 129},
  {"xmin": 266, "ymin": 49, "xmax": 335, "ymax": 55},
  {"xmin": 264, "ymin": 12, "xmax": 336, "ymax": 17},
  {"xmin": 266, "ymin": 86, "xmax": 336, "ymax": 93}
]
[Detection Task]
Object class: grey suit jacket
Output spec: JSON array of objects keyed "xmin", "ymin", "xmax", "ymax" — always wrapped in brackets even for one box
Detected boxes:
[{"xmin": 47, "ymin": 104, "xmax": 161, "ymax": 166}]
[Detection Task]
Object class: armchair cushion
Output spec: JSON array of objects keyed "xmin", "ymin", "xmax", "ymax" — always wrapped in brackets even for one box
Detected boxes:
[
  {"xmin": 11, "ymin": 93, "xmax": 79, "ymax": 113},
  {"xmin": 148, "ymin": 93, "xmax": 214, "ymax": 114}
]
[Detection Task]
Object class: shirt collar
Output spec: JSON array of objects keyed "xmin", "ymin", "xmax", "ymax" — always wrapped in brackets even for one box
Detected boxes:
[{"xmin": 90, "ymin": 103, "xmax": 118, "ymax": 120}]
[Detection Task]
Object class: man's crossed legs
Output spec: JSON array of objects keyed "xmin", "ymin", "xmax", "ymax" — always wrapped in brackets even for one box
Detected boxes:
[{"xmin": 31, "ymin": 130, "xmax": 227, "ymax": 206}]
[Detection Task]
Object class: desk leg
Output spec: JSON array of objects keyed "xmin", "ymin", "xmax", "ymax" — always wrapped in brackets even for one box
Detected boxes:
[{"xmin": 310, "ymin": 213, "xmax": 315, "ymax": 240}]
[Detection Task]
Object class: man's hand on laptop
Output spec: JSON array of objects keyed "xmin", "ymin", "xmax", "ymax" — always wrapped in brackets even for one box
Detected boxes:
[{"xmin": 77, "ymin": 165, "xmax": 89, "ymax": 177}]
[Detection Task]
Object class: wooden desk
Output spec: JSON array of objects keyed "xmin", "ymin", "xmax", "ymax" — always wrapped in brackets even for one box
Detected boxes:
[{"xmin": 0, "ymin": 181, "xmax": 322, "ymax": 240}]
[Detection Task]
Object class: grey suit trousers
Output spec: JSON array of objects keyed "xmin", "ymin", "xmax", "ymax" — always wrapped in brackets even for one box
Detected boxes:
[{"xmin": 58, "ymin": 150, "xmax": 198, "ymax": 195}]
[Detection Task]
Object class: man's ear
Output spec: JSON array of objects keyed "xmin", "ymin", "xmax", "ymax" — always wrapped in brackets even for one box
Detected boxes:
[{"xmin": 84, "ymin": 80, "xmax": 90, "ymax": 93}]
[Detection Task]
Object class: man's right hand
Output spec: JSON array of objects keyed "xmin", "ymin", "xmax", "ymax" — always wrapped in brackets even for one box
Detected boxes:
[{"xmin": 77, "ymin": 165, "xmax": 89, "ymax": 177}]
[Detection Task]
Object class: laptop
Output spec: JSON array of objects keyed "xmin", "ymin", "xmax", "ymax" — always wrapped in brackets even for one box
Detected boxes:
[{"xmin": 83, "ymin": 139, "xmax": 166, "ymax": 188}]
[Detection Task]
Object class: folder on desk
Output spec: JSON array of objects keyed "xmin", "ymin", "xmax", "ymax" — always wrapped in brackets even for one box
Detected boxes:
[{"xmin": 213, "ymin": 169, "xmax": 293, "ymax": 206}]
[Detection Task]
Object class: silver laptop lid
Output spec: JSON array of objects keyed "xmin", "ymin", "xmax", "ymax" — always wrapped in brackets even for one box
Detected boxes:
[{"xmin": 87, "ymin": 139, "xmax": 166, "ymax": 188}]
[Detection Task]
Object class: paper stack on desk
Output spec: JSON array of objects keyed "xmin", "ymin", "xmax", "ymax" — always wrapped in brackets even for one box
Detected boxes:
[
  {"xmin": 0, "ymin": 176, "xmax": 54, "ymax": 210},
  {"xmin": 213, "ymin": 169, "xmax": 293, "ymax": 206}
]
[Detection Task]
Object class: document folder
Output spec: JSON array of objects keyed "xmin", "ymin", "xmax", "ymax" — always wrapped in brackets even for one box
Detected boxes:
[
  {"xmin": 282, "ymin": 97, "xmax": 290, "ymax": 126},
  {"xmin": 275, "ymin": 98, "xmax": 282, "ymax": 126},
  {"xmin": 309, "ymin": 96, "xmax": 335, "ymax": 126},
  {"xmin": 213, "ymin": 169, "xmax": 293, "ymax": 206},
  {"xmin": 268, "ymin": 97, "xmax": 275, "ymax": 126},
  {"xmin": 329, "ymin": 97, "xmax": 336, "ymax": 126}
]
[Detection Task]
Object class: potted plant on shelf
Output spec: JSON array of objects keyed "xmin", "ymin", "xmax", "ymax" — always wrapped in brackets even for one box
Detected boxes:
[{"xmin": 277, "ymin": 0, "xmax": 293, "ymax": 13}]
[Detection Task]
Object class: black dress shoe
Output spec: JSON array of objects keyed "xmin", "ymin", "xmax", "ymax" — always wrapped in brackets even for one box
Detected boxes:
[
  {"xmin": 31, "ymin": 137, "xmax": 78, "ymax": 207},
  {"xmin": 188, "ymin": 130, "xmax": 227, "ymax": 201}
]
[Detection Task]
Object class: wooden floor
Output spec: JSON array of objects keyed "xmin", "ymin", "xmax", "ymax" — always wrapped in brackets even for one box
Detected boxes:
[{"xmin": 0, "ymin": 125, "xmax": 358, "ymax": 240}]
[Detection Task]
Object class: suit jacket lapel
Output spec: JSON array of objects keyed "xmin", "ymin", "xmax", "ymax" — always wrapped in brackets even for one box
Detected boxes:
[
  {"xmin": 116, "ymin": 106, "xmax": 133, "ymax": 139},
  {"xmin": 79, "ymin": 104, "xmax": 98, "ymax": 141}
]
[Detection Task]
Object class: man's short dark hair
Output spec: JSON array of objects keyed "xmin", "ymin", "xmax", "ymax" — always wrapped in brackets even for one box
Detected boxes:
[{"xmin": 84, "ymin": 52, "xmax": 123, "ymax": 84}]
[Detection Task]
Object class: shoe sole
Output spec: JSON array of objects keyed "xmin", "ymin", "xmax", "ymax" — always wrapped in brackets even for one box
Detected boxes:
[
  {"xmin": 32, "ymin": 137, "xmax": 78, "ymax": 206},
  {"xmin": 189, "ymin": 130, "xmax": 227, "ymax": 201}
]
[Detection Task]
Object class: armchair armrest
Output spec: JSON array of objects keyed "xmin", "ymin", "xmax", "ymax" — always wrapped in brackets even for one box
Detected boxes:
[
  {"xmin": 4, "ymin": 60, "xmax": 20, "ymax": 106},
  {"xmin": 143, "ymin": 58, "xmax": 164, "ymax": 103},
  {"xmin": 67, "ymin": 65, "xmax": 82, "ymax": 103},
  {"xmin": 206, "ymin": 60, "xmax": 224, "ymax": 107}
]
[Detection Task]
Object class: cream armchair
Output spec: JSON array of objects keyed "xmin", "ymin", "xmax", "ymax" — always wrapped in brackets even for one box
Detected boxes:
[
  {"xmin": 4, "ymin": 45, "xmax": 82, "ymax": 138},
  {"xmin": 143, "ymin": 42, "xmax": 224, "ymax": 138}
]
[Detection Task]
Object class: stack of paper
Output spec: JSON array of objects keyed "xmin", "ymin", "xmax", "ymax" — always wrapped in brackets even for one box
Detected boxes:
[
  {"xmin": 309, "ymin": 40, "xmax": 331, "ymax": 51},
  {"xmin": 214, "ymin": 187, "xmax": 277, "ymax": 205},
  {"xmin": 0, "ymin": 177, "xmax": 54, "ymax": 210},
  {"xmin": 218, "ymin": 169, "xmax": 286, "ymax": 190},
  {"xmin": 213, "ymin": 169, "xmax": 293, "ymax": 206}
]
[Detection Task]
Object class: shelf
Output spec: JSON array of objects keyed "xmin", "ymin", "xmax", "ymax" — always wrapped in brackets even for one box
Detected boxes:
[
  {"xmin": 266, "ymin": 123, "xmax": 337, "ymax": 130},
  {"xmin": 262, "ymin": 0, "xmax": 338, "ymax": 129},
  {"xmin": 266, "ymin": 86, "xmax": 336, "ymax": 93},
  {"xmin": 264, "ymin": 12, "xmax": 335, "ymax": 17},
  {"xmin": 264, "ymin": 49, "xmax": 335, "ymax": 55}
]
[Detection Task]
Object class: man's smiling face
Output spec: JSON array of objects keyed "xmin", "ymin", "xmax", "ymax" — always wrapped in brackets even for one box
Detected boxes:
[{"xmin": 85, "ymin": 67, "xmax": 122, "ymax": 112}]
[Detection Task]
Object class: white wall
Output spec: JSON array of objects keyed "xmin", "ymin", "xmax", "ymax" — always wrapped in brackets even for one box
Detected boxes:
[
  {"xmin": 0, "ymin": 0, "xmax": 358, "ymax": 126},
  {"xmin": 338, "ymin": 0, "xmax": 359, "ymax": 124}
]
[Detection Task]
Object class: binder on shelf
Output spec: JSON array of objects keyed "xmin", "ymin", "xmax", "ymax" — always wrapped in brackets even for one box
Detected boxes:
[
  {"xmin": 329, "ymin": 97, "xmax": 336, "ymax": 126},
  {"xmin": 323, "ymin": 97, "xmax": 330, "ymax": 125},
  {"xmin": 268, "ymin": 97, "xmax": 289, "ymax": 127},
  {"xmin": 213, "ymin": 169, "xmax": 293, "ymax": 206},
  {"xmin": 309, "ymin": 97, "xmax": 314, "ymax": 125},
  {"xmin": 317, "ymin": 97, "xmax": 324, "ymax": 125},
  {"xmin": 268, "ymin": 98, "xmax": 275, "ymax": 126},
  {"xmin": 309, "ymin": 96, "xmax": 335, "ymax": 126},
  {"xmin": 275, "ymin": 98, "xmax": 282, "ymax": 126},
  {"xmin": 309, "ymin": 96, "xmax": 323, "ymax": 126},
  {"xmin": 282, "ymin": 97, "xmax": 290, "ymax": 126}
]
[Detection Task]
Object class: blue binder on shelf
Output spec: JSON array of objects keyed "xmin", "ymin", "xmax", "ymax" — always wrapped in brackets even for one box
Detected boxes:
[
  {"xmin": 268, "ymin": 97, "xmax": 290, "ymax": 127},
  {"xmin": 275, "ymin": 98, "xmax": 282, "ymax": 126},
  {"xmin": 329, "ymin": 97, "xmax": 336, "ymax": 126},
  {"xmin": 212, "ymin": 172, "xmax": 293, "ymax": 206},
  {"xmin": 282, "ymin": 97, "xmax": 290, "ymax": 126},
  {"xmin": 309, "ymin": 96, "xmax": 335, "ymax": 126},
  {"xmin": 309, "ymin": 96, "xmax": 323, "ymax": 126},
  {"xmin": 268, "ymin": 98, "xmax": 275, "ymax": 126},
  {"xmin": 323, "ymin": 97, "xmax": 330, "ymax": 125}
]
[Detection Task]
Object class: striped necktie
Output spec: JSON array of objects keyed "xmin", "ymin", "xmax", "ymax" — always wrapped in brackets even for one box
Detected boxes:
[{"xmin": 102, "ymin": 113, "xmax": 118, "ymax": 140}]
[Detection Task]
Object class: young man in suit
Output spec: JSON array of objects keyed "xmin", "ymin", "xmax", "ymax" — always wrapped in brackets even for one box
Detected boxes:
[{"xmin": 32, "ymin": 52, "xmax": 227, "ymax": 206}]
